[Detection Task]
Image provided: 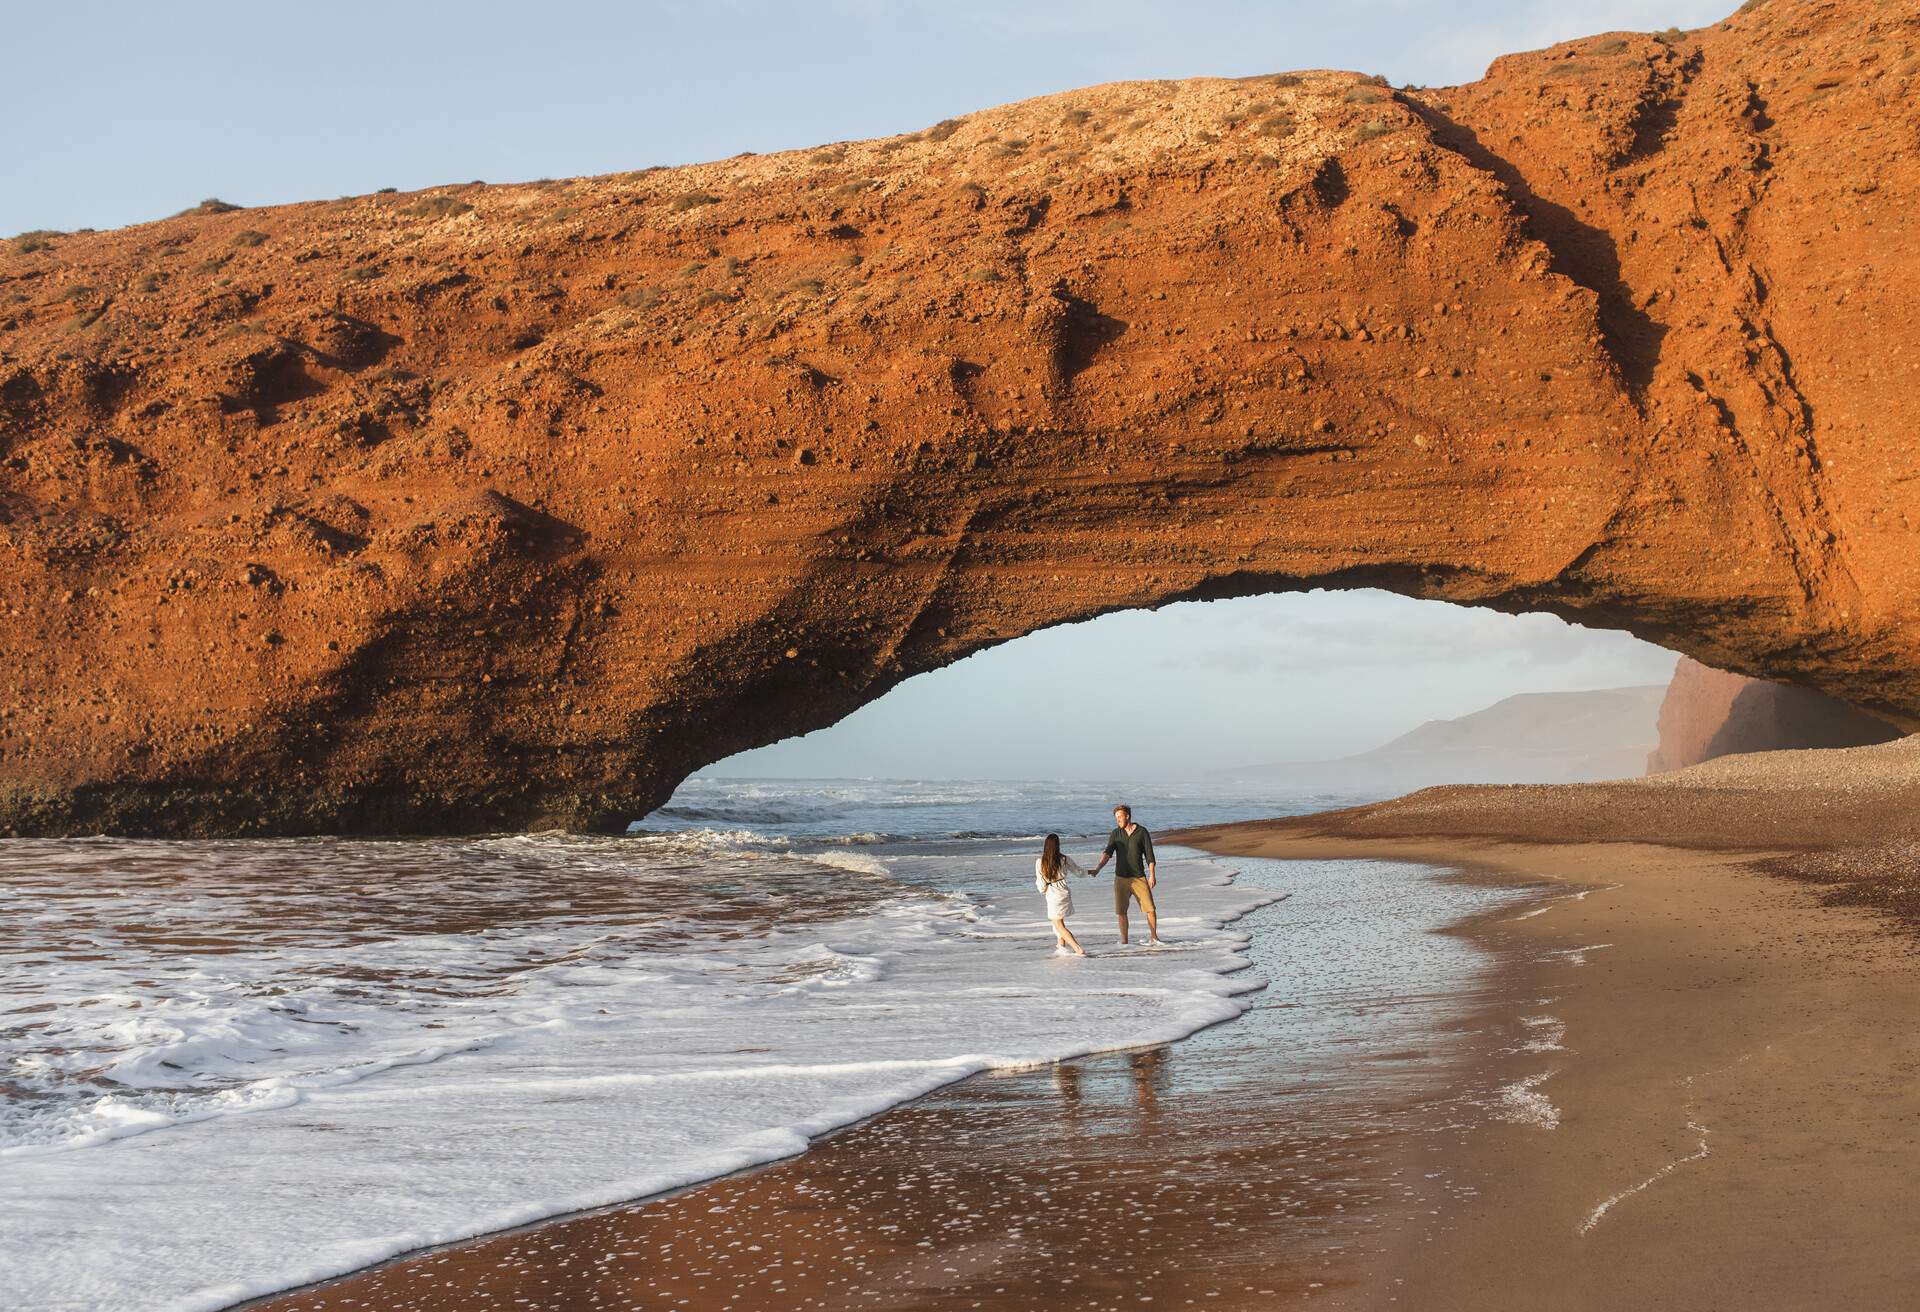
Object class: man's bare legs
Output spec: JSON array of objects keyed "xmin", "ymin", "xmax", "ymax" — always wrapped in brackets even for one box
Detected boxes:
[{"xmin": 1117, "ymin": 889, "xmax": 1161, "ymax": 945}]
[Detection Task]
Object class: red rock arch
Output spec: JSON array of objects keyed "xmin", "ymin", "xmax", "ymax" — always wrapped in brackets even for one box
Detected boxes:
[{"xmin": 2, "ymin": 0, "xmax": 1915, "ymax": 834}]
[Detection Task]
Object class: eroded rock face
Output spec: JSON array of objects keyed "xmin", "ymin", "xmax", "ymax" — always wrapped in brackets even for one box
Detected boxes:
[
  {"xmin": 1648, "ymin": 656, "xmax": 1901, "ymax": 773},
  {"xmin": 2, "ymin": 0, "xmax": 1917, "ymax": 835}
]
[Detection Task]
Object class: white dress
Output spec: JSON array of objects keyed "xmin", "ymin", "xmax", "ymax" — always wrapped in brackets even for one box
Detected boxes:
[{"xmin": 1035, "ymin": 854, "xmax": 1088, "ymax": 919}]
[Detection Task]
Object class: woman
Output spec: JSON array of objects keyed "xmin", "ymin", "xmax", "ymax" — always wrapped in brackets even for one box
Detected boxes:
[{"xmin": 1035, "ymin": 833, "xmax": 1090, "ymax": 956}]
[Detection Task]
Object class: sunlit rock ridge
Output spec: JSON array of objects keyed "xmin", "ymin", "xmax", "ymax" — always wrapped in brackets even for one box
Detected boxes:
[{"xmin": 1, "ymin": 0, "xmax": 1915, "ymax": 835}]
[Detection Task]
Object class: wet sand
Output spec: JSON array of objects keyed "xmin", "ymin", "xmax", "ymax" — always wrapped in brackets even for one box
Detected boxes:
[{"xmin": 1178, "ymin": 785, "xmax": 1920, "ymax": 1305}]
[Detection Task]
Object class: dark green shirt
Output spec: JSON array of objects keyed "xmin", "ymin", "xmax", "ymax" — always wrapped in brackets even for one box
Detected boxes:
[{"xmin": 1105, "ymin": 824, "xmax": 1155, "ymax": 879}]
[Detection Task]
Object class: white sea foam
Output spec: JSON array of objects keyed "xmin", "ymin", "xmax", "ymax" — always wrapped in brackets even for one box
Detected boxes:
[
  {"xmin": 1493, "ymin": 1071, "xmax": 1562, "ymax": 1129},
  {"xmin": 1510, "ymin": 884, "xmax": 1613, "ymax": 921},
  {"xmin": 1538, "ymin": 942, "xmax": 1613, "ymax": 967},
  {"xmin": 1514, "ymin": 1014, "xmax": 1567, "ymax": 1053},
  {"xmin": 1578, "ymin": 1119, "xmax": 1711, "ymax": 1234},
  {"xmin": 1, "ymin": 837, "xmax": 1278, "ymax": 1312},
  {"xmin": 798, "ymin": 848, "xmax": 893, "ymax": 877}
]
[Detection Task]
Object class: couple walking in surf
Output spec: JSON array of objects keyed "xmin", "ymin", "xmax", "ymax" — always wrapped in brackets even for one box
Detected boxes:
[{"xmin": 1034, "ymin": 804, "xmax": 1161, "ymax": 957}]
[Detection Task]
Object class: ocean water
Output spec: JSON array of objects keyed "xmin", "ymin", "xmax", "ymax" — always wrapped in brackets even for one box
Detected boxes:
[
  {"xmin": 0, "ymin": 779, "xmax": 1369, "ymax": 1312},
  {"xmin": 252, "ymin": 848, "xmax": 1562, "ymax": 1312}
]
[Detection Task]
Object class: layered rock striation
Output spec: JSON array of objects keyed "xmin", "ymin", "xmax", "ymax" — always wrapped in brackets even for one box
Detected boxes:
[{"xmin": 2, "ymin": 0, "xmax": 1917, "ymax": 834}]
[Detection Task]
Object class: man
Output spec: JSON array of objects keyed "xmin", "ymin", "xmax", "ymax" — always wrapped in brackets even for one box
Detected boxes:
[{"xmin": 1089, "ymin": 804, "xmax": 1161, "ymax": 946}]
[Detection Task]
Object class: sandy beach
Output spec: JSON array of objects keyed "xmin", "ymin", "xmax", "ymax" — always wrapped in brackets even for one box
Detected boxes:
[
  {"xmin": 1176, "ymin": 736, "xmax": 1920, "ymax": 1308},
  {"xmin": 1189, "ymin": 835, "xmax": 1920, "ymax": 1309},
  {"xmin": 241, "ymin": 739, "xmax": 1920, "ymax": 1311}
]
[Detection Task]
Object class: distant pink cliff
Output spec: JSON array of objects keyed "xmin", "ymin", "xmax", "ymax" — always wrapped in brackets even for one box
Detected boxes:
[{"xmin": 1648, "ymin": 657, "xmax": 1903, "ymax": 774}]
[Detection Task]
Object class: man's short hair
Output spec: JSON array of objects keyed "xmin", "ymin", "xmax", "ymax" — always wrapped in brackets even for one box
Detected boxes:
[{"xmin": 1114, "ymin": 804, "xmax": 1132, "ymax": 818}]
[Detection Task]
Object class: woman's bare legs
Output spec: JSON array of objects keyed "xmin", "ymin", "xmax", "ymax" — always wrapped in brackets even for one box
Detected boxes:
[{"xmin": 1051, "ymin": 917, "xmax": 1086, "ymax": 956}]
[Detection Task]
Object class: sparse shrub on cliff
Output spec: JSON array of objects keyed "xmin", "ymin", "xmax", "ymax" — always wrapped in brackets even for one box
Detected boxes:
[
  {"xmin": 376, "ymin": 187, "xmax": 398, "ymax": 195},
  {"xmin": 1354, "ymin": 118, "xmax": 1396, "ymax": 142},
  {"xmin": 59, "ymin": 284, "xmax": 97, "ymax": 302},
  {"xmin": 230, "ymin": 230, "xmax": 269, "ymax": 247},
  {"xmin": 670, "ymin": 192, "xmax": 719, "ymax": 212},
  {"xmin": 924, "ymin": 118, "xmax": 963, "ymax": 142},
  {"xmin": 1258, "ymin": 114, "xmax": 1296, "ymax": 138},
  {"xmin": 1592, "ymin": 37, "xmax": 1630, "ymax": 55},
  {"xmin": 831, "ymin": 179, "xmax": 872, "ymax": 198},
  {"xmin": 11, "ymin": 230, "xmax": 60, "ymax": 254},
  {"xmin": 136, "ymin": 272, "xmax": 164, "ymax": 293},
  {"xmin": 1652, "ymin": 26, "xmax": 1686, "ymax": 44},
  {"xmin": 967, "ymin": 266, "xmax": 1003, "ymax": 283},
  {"xmin": 179, "ymin": 198, "xmax": 241, "ymax": 216},
  {"xmin": 1061, "ymin": 108, "xmax": 1092, "ymax": 127},
  {"xmin": 618, "ymin": 286, "xmax": 660, "ymax": 309},
  {"xmin": 782, "ymin": 278, "xmax": 824, "ymax": 298},
  {"xmin": 809, "ymin": 146, "xmax": 848, "ymax": 165},
  {"xmin": 341, "ymin": 265, "xmax": 381, "ymax": 283},
  {"xmin": 406, "ymin": 195, "xmax": 474, "ymax": 220},
  {"xmin": 1269, "ymin": 73, "xmax": 1303, "ymax": 88},
  {"xmin": 193, "ymin": 255, "xmax": 230, "ymax": 275},
  {"xmin": 1344, "ymin": 86, "xmax": 1385, "ymax": 104},
  {"xmin": 694, "ymin": 289, "xmax": 736, "ymax": 309},
  {"xmin": 1219, "ymin": 112, "xmax": 1247, "ymax": 129}
]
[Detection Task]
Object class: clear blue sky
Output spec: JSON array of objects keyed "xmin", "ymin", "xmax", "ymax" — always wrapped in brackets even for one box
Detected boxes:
[
  {"xmin": 5, "ymin": 1, "xmax": 1734, "ymax": 237},
  {"xmin": 6, "ymin": 2, "xmax": 1721, "ymax": 777}
]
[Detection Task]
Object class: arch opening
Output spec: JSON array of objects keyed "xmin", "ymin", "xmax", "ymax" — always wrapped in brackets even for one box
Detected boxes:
[{"xmin": 665, "ymin": 590, "xmax": 1684, "ymax": 806}]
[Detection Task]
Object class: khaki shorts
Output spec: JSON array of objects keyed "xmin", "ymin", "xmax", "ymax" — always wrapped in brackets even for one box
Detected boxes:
[{"xmin": 1113, "ymin": 876, "xmax": 1156, "ymax": 917}]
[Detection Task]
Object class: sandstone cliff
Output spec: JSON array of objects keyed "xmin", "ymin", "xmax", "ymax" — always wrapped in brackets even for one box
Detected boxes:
[
  {"xmin": 1647, "ymin": 656, "xmax": 1901, "ymax": 771},
  {"xmin": 2, "ymin": 0, "xmax": 1917, "ymax": 835}
]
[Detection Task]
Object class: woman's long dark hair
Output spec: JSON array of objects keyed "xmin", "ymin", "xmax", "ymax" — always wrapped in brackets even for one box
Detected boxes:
[{"xmin": 1041, "ymin": 833, "xmax": 1063, "ymax": 883}]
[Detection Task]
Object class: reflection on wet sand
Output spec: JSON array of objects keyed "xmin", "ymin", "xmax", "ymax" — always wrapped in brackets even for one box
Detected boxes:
[{"xmin": 255, "ymin": 858, "xmax": 1544, "ymax": 1312}]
